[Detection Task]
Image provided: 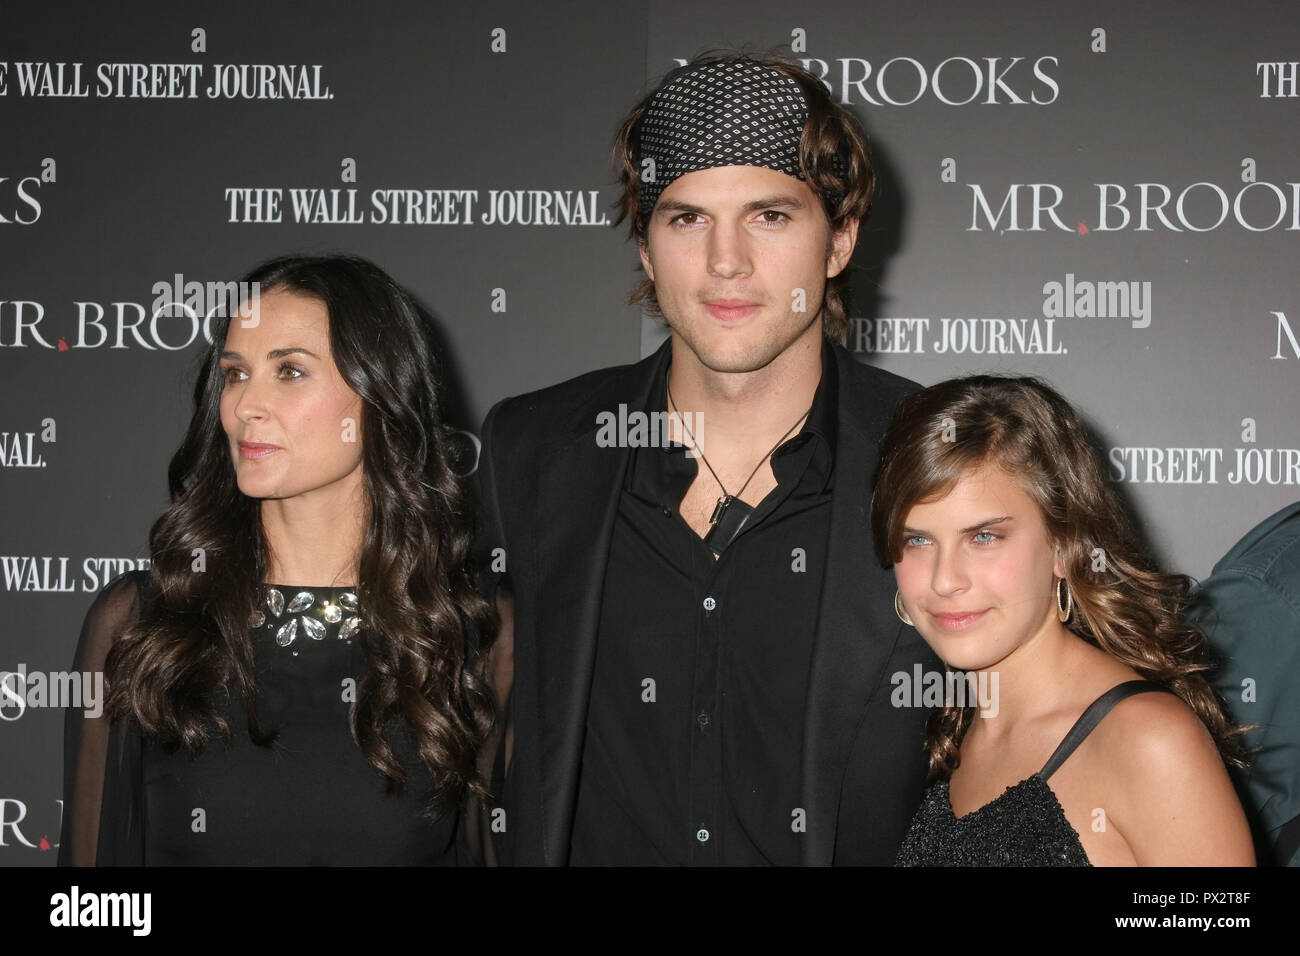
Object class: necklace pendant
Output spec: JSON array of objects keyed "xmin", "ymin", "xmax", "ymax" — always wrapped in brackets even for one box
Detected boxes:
[
  {"xmin": 703, "ymin": 495, "xmax": 755, "ymax": 556},
  {"xmin": 709, "ymin": 495, "xmax": 732, "ymax": 526}
]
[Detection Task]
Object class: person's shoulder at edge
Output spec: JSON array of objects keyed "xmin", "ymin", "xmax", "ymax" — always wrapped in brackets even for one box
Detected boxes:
[
  {"xmin": 1189, "ymin": 501, "xmax": 1300, "ymax": 651},
  {"xmin": 1207, "ymin": 501, "xmax": 1300, "ymax": 586},
  {"xmin": 1083, "ymin": 687, "xmax": 1255, "ymax": 865}
]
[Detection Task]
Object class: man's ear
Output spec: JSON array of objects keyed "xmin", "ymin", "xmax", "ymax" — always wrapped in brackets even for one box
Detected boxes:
[
  {"xmin": 638, "ymin": 236, "xmax": 654, "ymax": 281},
  {"xmin": 826, "ymin": 217, "xmax": 860, "ymax": 278}
]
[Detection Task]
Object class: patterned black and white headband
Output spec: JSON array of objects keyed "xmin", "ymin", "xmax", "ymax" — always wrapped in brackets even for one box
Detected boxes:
[{"xmin": 637, "ymin": 59, "xmax": 823, "ymax": 219}]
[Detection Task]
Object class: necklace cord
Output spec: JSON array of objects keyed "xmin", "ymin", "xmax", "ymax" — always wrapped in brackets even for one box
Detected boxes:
[{"xmin": 666, "ymin": 381, "xmax": 812, "ymax": 502}]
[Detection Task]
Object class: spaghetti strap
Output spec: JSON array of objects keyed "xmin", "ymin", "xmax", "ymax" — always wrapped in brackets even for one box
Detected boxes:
[{"xmin": 1039, "ymin": 680, "xmax": 1175, "ymax": 780}]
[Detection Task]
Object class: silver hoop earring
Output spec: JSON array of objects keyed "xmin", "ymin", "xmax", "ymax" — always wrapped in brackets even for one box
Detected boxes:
[
  {"xmin": 895, "ymin": 591, "xmax": 914, "ymax": 627},
  {"xmin": 1056, "ymin": 577, "xmax": 1072, "ymax": 623}
]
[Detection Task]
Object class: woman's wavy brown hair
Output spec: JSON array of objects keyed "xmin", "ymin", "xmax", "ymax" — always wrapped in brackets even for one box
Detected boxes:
[
  {"xmin": 105, "ymin": 254, "xmax": 497, "ymax": 815},
  {"xmin": 612, "ymin": 50, "xmax": 875, "ymax": 343},
  {"xmin": 869, "ymin": 375, "xmax": 1247, "ymax": 787}
]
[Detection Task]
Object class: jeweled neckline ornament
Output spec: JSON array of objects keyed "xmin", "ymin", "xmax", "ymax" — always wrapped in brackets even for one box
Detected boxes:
[{"xmin": 251, "ymin": 586, "xmax": 365, "ymax": 650}]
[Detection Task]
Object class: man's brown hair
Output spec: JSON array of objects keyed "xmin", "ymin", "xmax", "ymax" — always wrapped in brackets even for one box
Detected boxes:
[{"xmin": 612, "ymin": 51, "xmax": 876, "ymax": 343}]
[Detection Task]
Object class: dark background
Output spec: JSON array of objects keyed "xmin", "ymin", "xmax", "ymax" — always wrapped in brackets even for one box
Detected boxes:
[{"xmin": 1, "ymin": 0, "xmax": 1296, "ymax": 864}]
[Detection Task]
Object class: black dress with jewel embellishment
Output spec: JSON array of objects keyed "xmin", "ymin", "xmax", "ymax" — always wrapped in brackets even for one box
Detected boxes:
[{"xmin": 59, "ymin": 571, "xmax": 459, "ymax": 866}]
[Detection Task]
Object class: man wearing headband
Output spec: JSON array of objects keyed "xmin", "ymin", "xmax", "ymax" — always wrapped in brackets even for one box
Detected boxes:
[{"xmin": 474, "ymin": 53, "xmax": 937, "ymax": 865}]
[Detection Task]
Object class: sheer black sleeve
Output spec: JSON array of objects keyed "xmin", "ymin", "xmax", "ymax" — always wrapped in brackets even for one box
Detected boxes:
[{"xmin": 58, "ymin": 571, "xmax": 148, "ymax": 866}]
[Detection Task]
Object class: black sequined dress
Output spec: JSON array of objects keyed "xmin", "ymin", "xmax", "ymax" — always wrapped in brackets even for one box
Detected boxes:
[{"xmin": 895, "ymin": 680, "xmax": 1172, "ymax": 866}]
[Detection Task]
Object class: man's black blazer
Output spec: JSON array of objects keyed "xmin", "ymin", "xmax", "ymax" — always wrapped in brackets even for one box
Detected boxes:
[{"xmin": 474, "ymin": 338, "xmax": 939, "ymax": 865}]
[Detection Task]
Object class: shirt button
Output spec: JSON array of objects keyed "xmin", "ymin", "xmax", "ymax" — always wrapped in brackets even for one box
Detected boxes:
[
  {"xmin": 697, "ymin": 712, "xmax": 710, "ymax": 729},
  {"xmin": 696, "ymin": 828, "xmax": 710, "ymax": 843},
  {"xmin": 702, "ymin": 596, "xmax": 716, "ymax": 611}
]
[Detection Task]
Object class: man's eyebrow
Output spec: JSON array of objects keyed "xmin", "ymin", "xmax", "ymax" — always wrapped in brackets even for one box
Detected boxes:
[
  {"xmin": 655, "ymin": 198, "xmax": 706, "ymax": 216},
  {"xmin": 740, "ymin": 195, "xmax": 807, "ymax": 213},
  {"xmin": 654, "ymin": 194, "xmax": 809, "ymax": 217}
]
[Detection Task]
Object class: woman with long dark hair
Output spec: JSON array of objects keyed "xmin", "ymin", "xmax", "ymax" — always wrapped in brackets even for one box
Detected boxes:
[
  {"xmin": 59, "ymin": 254, "xmax": 496, "ymax": 865},
  {"xmin": 874, "ymin": 375, "xmax": 1253, "ymax": 866}
]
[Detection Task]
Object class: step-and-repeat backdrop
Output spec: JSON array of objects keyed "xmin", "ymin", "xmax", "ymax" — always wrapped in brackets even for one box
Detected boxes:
[{"xmin": 2, "ymin": 1, "xmax": 1296, "ymax": 864}]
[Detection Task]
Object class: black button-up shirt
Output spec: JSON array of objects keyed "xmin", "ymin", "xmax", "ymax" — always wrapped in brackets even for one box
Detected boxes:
[{"xmin": 569, "ymin": 346, "xmax": 837, "ymax": 865}]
